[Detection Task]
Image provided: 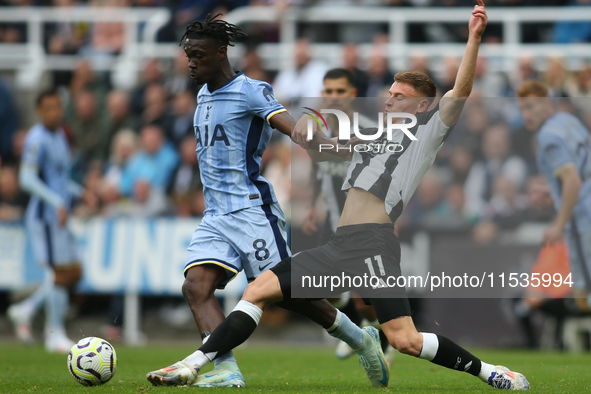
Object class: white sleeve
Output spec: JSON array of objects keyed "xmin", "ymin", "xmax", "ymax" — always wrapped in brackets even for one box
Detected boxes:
[{"xmin": 19, "ymin": 164, "xmax": 65, "ymax": 208}]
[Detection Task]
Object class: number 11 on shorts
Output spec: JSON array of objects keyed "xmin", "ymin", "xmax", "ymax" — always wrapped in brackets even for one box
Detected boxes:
[{"xmin": 365, "ymin": 255, "xmax": 387, "ymax": 289}]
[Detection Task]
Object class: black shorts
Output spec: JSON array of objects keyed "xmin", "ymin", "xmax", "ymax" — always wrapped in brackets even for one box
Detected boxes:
[{"xmin": 270, "ymin": 223, "xmax": 412, "ymax": 322}]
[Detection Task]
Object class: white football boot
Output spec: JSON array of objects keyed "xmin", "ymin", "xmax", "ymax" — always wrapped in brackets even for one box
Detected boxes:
[
  {"xmin": 7, "ymin": 304, "xmax": 34, "ymax": 344},
  {"xmin": 356, "ymin": 326, "xmax": 390, "ymax": 387},
  {"xmin": 45, "ymin": 330, "xmax": 74, "ymax": 354},
  {"xmin": 191, "ymin": 361, "xmax": 246, "ymax": 387},
  {"xmin": 488, "ymin": 365, "xmax": 530, "ymax": 390},
  {"xmin": 146, "ymin": 361, "xmax": 200, "ymax": 386}
]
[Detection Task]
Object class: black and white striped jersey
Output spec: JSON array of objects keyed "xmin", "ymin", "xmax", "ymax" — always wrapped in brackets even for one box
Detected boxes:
[
  {"xmin": 342, "ymin": 105, "xmax": 451, "ymax": 223},
  {"xmin": 318, "ymin": 114, "xmax": 375, "ymax": 232}
]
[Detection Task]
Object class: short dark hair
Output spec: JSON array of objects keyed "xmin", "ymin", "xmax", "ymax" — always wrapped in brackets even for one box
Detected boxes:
[
  {"xmin": 324, "ymin": 68, "xmax": 356, "ymax": 87},
  {"xmin": 36, "ymin": 88, "xmax": 60, "ymax": 108},
  {"xmin": 180, "ymin": 13, "xmax": 247, "ymax": 48},
  {"xmin": 394, "ymin": 71, "xmax": 437, "ymax": 99}
]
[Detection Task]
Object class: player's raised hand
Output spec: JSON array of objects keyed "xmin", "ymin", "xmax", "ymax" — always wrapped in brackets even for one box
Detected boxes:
[{"xmin": 469, "ymin": 0, "xmax": 487, "ymax": 38}]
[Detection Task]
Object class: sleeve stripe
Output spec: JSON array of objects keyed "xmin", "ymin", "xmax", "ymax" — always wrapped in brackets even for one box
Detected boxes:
[{"xmin": 266, "ymin": 108, "xmax": 287, "ymax": 125}]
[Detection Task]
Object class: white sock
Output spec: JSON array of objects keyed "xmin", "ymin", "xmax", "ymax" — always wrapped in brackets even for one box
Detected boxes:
[
  {"xmin": 183, "ymin": 350, "xmax": 214, "ymax": 368},
  {"xmin": 234, "ymin": 300, "xmax": 263, "ymax": 324},
  {"xmin": 478, "ymin": 362, "xmax": 496, "ymax": 382},
  {"xmin": 418, "ymin": 332, "xmax": 438, "ymax": 361},
  {"xmin": 45, "ymin": 285, "xmax": 68, "ymax": 337},
  {"xmin": 19, "ymin": 269, "xmax": 54, "ymax": 318}
]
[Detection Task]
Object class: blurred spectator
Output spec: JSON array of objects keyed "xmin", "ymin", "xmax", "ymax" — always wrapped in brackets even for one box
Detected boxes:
[
  {"xmin": 472, "ymin": 57, "xmax": 511, "ymax": 97},
  {"xmin": 553, "ymin": 0, "xmax": 591, "ymax": 44},
  {"xmin": 464, "ymin": 123, "xmax": 528, "ymax": 220},
  {"xmin": 542, "ymin": 57, "xmax": 571, "ymax": 97},
  {"xmin": 240, "ymin": 47, "xmax": 271, "ymax": 83},
  {"xmin": 472, "ymin": 174, "xmax": 554, "ymax": 244},
  {"xmin": 46, "ymin": 0, "xmax": 86, "ymax": 56},
  {"xmin": 141, "ymin": 83, "xmax": 174, "ymax": 136},
  {"xmin": 445, "ymin": 96, "xmax": 488, "ymax": 155},
  {"xmin": 100, "ymin": 90, "xmax": 138, "ymax": 151},
  {"xmin": 365, "ymin": 45, "xmax": 395, "ymax": 99},
  {"xmin": 0, "ymin": 166, "xmax": 27, "ymax": 221},
  {"xmin": 10, "ymin": 130, "xmax": 28, "ymax": 166},
  {"xmin": 118, "ymin": 124, "xmax": 178, "ymax": 216},
  {"xmin": 174, "ymin": 0, "xmax": 220, "ymax": 37},
  {"xmin": 273, "ymin": 39, "xmax": 327, "ymax": 108},
  {"xmin": 67, "ymin": 60, "xmax": 108, "ymax": 113},
  {"xmin": 438, "ymin": 56, "xmax": 459, "ymax": 93},
  {"xmin": 170, "ymin": 90, "xmax": 195, "ymax": 148},
  {"xmin": 513, "ymin": 56, "xmax": 539, "ymax": 90},
  {"xmin": 100, "ymin": 129, "xmax": 139, "ymax": 212},
  {"xmin": 165, "ymin": 50, "xmax": 199, "ymax": 96},
  {"xmin": 80, "ymin": 0, "xmax": 126, "ymax": 71},
  {"xmin": 73, "ymin": 161, "xmax": 102, "ymax": 218},
  {"xmin": 444, "ymin": 182, "xmax": 472, "ymax": 228},
  {"xmin": 69, "ymin": 89, "xmax": 110, "ymax": 164},
  {"xmin": 409, "ymin": 55, "xmax": 433, "ymax": 78},
  {"xmin": 565, "ymin": 63, "xmax": 591, "ymax": 97},
  {"xmin": 169, "ymin": 134, "xmax": 203, "ymax": 217},
  {"xmin": 342, "ymin": 43, "xmax": 369, "ymax": 97},
  {"xmin": 401, "ymin": 168, "xmax": 468, "ymax": 230},
  {"xmin": 483, "ymin": 174, "xmax": 528, "ymax": 221},
  {"xmin": 131, "ymin": 59, "xmax": 165, "ymax": 116},
  {"xmin": 0, "ymin": 77, "xmax": 18, "ymax": 163},
  {"xmin": 448, "ymin": 144, "xmax": 474, "ymax": 184}
]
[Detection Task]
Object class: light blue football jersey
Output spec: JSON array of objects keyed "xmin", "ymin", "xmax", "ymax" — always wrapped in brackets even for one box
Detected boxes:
[
  {"xmin": 194, "ymin": 71, "xmax": 286, "ymax": 215},
  {"xmin": 21, "ymin": 123, "xmax": 73, "ymax": 222},
  {"xmin": 536, "ymin": 112, "xmax": 591, "ymax": 233}
]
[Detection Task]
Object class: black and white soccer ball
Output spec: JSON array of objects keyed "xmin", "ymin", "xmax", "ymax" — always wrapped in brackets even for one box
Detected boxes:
[{"xmin": 67, "ymin": 337, "xmax": 118, "ymax": 386}]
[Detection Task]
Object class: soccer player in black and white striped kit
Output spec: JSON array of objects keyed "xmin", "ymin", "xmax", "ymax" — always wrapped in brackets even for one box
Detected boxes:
[{"xmin": 152, "ymin": 1, "xmax": 530, "ymax": 390}]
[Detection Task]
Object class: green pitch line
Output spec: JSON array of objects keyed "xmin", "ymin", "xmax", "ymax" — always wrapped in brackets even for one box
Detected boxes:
[{"xmin": 0, "ymin": 343, "xmax": 590, "ymax": 393}]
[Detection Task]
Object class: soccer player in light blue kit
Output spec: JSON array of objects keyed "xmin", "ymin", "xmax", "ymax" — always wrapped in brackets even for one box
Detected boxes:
[
  {"xmin": 518, "ymin": 80, "xmax": 591, "ymax": 313},
  {"xmin": 147, "ymin": 14, "xmax": 389, "ymax": 388},
  {"xmin": 8, "ymin": 89, "xmax": 96, "ymax": 353}
]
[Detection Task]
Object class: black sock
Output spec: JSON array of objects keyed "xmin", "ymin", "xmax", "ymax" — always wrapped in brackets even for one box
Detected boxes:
[
  {"xmin": 431, "ymin": 335, "xmax": 482, "ymax": 377},
  {"xmin": 379, "ymin": 330, "xmax": 390, "ymax": 353},
  {"xmin": 199, "ymin": 311, "xmax": 257, "ymax": 359}
]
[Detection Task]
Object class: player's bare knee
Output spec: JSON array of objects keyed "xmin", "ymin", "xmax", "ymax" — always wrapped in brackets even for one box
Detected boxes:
[{"xmin": 242, "ymin": 282, "xmax": 270, "ymax": 308}]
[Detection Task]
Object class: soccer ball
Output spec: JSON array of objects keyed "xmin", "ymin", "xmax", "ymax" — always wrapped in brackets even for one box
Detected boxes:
[{"xmin": 67, "ymin": 337, "xmax": 118, "ymax": 386}]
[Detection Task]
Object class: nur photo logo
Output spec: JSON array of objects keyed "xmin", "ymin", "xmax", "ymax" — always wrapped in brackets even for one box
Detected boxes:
[{"xmin": 303, "ymin": 107, "xmax": 418, "ymax": 153}]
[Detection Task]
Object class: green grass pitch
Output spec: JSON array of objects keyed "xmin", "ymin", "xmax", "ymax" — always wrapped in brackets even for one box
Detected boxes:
[{"xmin": 1, "ymin": 343, "xmax": 590, "ymax": 393}]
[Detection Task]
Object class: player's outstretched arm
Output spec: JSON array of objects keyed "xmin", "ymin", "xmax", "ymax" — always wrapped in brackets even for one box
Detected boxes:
[
  {"xmin": 439, "ymin": 0, "xmax": 487, "ymax": 127},
  {"xmin": 271, "ymin": 111, "xmax": 357, "ymax": 161}
]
